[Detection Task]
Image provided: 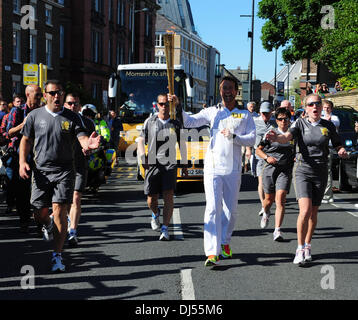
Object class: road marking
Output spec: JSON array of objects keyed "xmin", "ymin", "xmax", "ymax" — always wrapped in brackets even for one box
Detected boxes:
[
  {"xmin": 173, "ymin": 208, "xmax": 196, "ymax": 300},
  {"xmin": 172, "ymin": 208, "xmax": 184, "ymax": 240},
  {"xmin": 331, "ymin": 195, "xmax": 358, "ymax": 218},
  {"xmin": 181, "ymin": 269, "xmax": 196, "ymax": 300}
]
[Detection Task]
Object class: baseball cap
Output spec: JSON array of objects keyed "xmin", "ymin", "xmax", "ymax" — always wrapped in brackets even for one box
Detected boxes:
[{"xmin": 260, "ymin": 102, "xmax": 273, "ymax": 113}]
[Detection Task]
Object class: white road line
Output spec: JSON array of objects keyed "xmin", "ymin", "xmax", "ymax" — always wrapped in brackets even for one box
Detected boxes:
[
  {"xmin": 173, "ymin": 208, "xmax": 196, "ymax": 300},
  {"xmin": 181, "ymin": 269, "xmax": 196, "ymax": 300},
  {"xmin": 172, "ymin": 208, "xmax": 184, "ymax": 240},
  {"xmin": 331, "ymin": 195, "xmax": 358, "ymax": 218}
]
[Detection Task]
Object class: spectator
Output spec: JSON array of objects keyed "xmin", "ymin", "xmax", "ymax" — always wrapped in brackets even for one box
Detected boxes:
[
  {"xmin": 6, "ymin": 85, "xmax": 42, "ymax": 232},
  {"xmin": 334, "ymin": 81, "xmax": 342, "ymax": 92},
  {"xmin": 0, "ymin": 100, "xmax": 8, "ymax": 123},
  {"xmin": 107, "ymin": 110, "xmax": 123, "ymax": 160}
]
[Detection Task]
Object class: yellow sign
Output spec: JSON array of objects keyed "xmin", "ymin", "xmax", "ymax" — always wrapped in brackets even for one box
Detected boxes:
[{"xmin": 23, "ymin": 64, "xmax": 39, "ymax": 85}]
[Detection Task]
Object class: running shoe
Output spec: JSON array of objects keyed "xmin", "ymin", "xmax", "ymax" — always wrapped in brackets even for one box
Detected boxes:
[
  {"xmin": 260, "ymin": 213, "xmax": 269, "ymax": 229},
  {"xmin": 205, "ymin": 255, "xmax": 219, "ymax": 267},
  {"xmin": 258, "ymin": 208, "xmax": 264, "ymax": 216},
  {"xmin": 151, "ymin": 208, "xmax": 161, "ymax": 231},
  {"xmin": 293, "ymin": 248, "xmax": 305, "ymax": 266},
  {"xmin": 273, "ymin": 229, "xmax": 284, "ymax": 241},
  {"xmin": 159, "ymin": 226, "xmax": 169, "ymax": 241},
  {"xmin": 221, "ymin": 244, "xmax": 232, "ymax": 259},
  {"xmin": 51, "ymin": 254, "xmax": 65, "ymax": 272},
  {"xmin": 304, "ymin": 244, "xmax": 312, "ymax": 262},
  {"xmin": 42, "ymin": 216, "xmax": 54, "ymax": 242},
  {"xmin": 68, "ymin": 232, "xmax": 78, "ymax": 247}
]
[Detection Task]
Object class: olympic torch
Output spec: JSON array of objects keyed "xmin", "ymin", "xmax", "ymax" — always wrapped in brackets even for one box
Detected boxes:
[{"xmin": 163, "ymin": 33, "xmax": 175, "ymax": 120}]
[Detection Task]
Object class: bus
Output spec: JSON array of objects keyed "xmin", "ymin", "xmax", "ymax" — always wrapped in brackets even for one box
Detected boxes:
[
  {"xmin": 108, "ymin": 63, "xmax": 209, "ymax": 182},
  {"xmin": 108, "ymin": 63, "xmax": 193, "ymax": 152}
]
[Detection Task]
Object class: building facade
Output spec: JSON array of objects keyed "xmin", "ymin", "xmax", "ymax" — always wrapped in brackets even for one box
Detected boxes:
[
  {"xmin": 0, "ymin": 0, "xmax": 159, "ymax": 110},
  {"xmin": 0, "ymin": 0, "xmax": 65, "ymax": 101},
  {"xmin": 59, "ymin": 0, "xmax": 159, "ymax": 111}
]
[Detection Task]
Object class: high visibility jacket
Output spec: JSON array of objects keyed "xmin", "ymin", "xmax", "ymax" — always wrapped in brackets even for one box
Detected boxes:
[{"xmin": 95, "ymin": 119, "xmax": 110, "ymax": 142}]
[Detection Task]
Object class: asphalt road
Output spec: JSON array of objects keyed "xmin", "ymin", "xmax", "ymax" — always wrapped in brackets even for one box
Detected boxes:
[{"xmin": 0, "ymin": 160, "xmax": 357, "ymax": 305}]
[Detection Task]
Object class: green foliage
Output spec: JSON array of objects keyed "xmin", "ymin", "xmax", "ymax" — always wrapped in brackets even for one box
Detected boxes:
[
  {"xmin": 258, "ymin": 0, "xmax": 358, "ymax": 90},
  {"xmin": 316, "ymin": 0, "xmax": 358, "ymax": 89}
]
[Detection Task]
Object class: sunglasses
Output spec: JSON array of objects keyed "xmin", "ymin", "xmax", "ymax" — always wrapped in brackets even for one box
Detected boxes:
[
  {"xmin": 157, "ymin": 102, "xmax": 169, "ymax": 106},
  {"xmin": 46, "ymin": 90, "xmax": 64, "ymax": 97},
  {"xmin": 66, "ymin": 101, "xmax": 79, "ymax": 106},
  {"xmin": 276, "ymin": 117, "xmax": 289, "ymax": 121},
  {"xmin": 307, "ymin": 101, "xmax": 321, "ymax": 107}
]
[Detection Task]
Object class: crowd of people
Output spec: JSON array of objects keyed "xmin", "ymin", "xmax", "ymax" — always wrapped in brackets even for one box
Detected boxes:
[
  {"xmin": 0, "ymin": 76, "xmax": 351, "ymax": 272},
  {"xmin": 0, "ymin": 81, "xmax": 123, "ymax": 272}
]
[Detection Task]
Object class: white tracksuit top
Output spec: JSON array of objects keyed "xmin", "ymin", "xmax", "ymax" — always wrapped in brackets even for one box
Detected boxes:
[{"xmin": 182, "ymin": 104, "xmax": 256, "ymax": 175}]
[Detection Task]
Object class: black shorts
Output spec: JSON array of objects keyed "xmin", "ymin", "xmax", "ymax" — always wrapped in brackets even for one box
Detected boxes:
[
  {"xmin": 144, "ymin": 165, "xmax": 177, "ymax": 195},
  {"xmin": 31, "ymin": 169, "xmax": 75, "ymax": 209},
  {"xmin": 74, "ymin": 165, "xmax": 88, "ymax": 193}
]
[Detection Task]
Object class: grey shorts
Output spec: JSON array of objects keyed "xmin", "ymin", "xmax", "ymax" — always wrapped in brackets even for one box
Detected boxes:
[
  {"xmin": 74, "ymin": 165, "xmax": 88, "ymax": 193},
  {"xmin": 262, "ymin": 165, "xmax": 292, "ymax": 194},
  {"xmin": 144, "ymin": 165, "xmax": 177, "ymax": 195},
  {"xmin": 293, "ymin": 161, "xmax": 328, "ymax": 206},
  {"xmin": 256, "ymin": 159, "xmax": 265, "ymax": 177},
  {"xmin": 31, "ymin": 169, "xmax": 75, "ymax": 209}
]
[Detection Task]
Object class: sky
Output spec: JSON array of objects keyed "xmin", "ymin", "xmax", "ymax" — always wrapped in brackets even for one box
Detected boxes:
[{"xmin": 189, "ymin": 0, "xmax": 285, "ymax": 83}]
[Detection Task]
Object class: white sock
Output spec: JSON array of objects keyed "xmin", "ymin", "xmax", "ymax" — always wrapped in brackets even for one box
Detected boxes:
[{"xmin": 297, "ymin": 245, "xmax": 304, "ymax": 250}]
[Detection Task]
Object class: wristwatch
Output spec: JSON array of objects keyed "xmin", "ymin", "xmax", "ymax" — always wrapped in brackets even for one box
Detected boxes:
[{"xmin": 264, "ymin": 155, "xmax": 269, "ymax": 161}]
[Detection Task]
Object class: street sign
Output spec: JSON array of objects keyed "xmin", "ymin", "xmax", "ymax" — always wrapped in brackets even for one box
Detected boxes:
[
  {"xmin": 277, "ymin": 81, "xmax": 284, "ymax": 95},
  {"xmin": 39, "ymin": 63, "xmax": 47, "ymax": 90},
  {"xmin": 23, "ymin": 63, "xmax": 38, "ymax": 85}
]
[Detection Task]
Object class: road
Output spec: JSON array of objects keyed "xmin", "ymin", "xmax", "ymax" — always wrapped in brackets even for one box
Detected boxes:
[{"xmin": 0, "ymin": 159, "xmax": 357, "ymax": 306}]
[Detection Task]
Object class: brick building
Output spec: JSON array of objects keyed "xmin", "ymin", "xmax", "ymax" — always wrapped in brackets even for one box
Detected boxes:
[
  {"xmin": 0, "ymin": 0, "xmax": 159, "ymax": 110},
  {"xmin": 0, "ymin": 0, "xmax": 65, "ymax": 101},
  {"xmin": 59, "ymin": 0, "xmax": 159, "ymax": 111}
]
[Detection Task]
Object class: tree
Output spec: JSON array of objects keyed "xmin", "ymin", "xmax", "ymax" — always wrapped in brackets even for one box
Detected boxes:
[
  {"xmin": 316, "ymin": 0, "xmax": 358, "ymax": 89},
  {"xmin": 258, "ymin": 0, "xmax": 358, "ymax": 90}
]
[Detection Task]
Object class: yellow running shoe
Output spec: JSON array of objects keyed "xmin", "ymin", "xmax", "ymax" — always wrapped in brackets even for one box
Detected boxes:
[
  {"xmin": 205, "ymin": 255, "xmax": 219, "ymax": 267},
  {"xmin": 221, "ymin": 244, "xmax": 232, "ymax": 259}
]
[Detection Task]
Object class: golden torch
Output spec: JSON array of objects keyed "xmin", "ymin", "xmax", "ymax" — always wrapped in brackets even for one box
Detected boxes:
[{"xmin": 163, "ymin": 33, "xmax": 175, "ymax": 120}]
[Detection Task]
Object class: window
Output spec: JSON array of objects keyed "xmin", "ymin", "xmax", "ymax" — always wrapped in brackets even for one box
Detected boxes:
[
  {"xmin": 155, "ymin": 34, "xmax": 164, "ymax": 47},
  {"xmin": 13, "ymin": 26, "xmax": 21, "ymax": 62},
  {"xmin": 45, "ymin": 5, "xmax": 52, "ymax": 26},
  {"xmin": 108, "ymin": 38, "xmax": 112, "ymax": 66},
  {"xmin": 145, "ymin": 13, "xmax": 150, "ymax": 37},
  {"xmin": 108, "ymin": 0, "xmax": 113, "ymax": 21},
  {"xmin": 30, "ymin": 33, "xmax": 37, "ymax": 63},
  {"xmin": 117, "ymin": 0, "xmax": 124, "ymax": 25},
  {"xmin": 92, "ymin": 30, "xmax": 103, "ymax": 63},
  {"xmin": 58, "ymin": 0, "xmax": 65, "ymax": 5},
  {"xmin": 59, "ymin": 25, "xmax": 65, "ymax": 58},
  {"xmin": 91, "ymin": 82, "xmax": 101, "ymax": 100},
  {"xmin": 13, "ymin": 0, "xmax": 21, "ymax": 14},
  {"xmin": 93, "ymin": 0, "xmax": 103, "ymax": 13},
  {"xmin": 46, "ymin": 34, "xmax": 53, "ymax": 67}
]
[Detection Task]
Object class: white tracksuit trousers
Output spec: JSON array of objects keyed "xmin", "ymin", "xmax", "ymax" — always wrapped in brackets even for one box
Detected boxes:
[{"xmin": 203, "ymin": 171, "xmax": 241, "ymax": 257}]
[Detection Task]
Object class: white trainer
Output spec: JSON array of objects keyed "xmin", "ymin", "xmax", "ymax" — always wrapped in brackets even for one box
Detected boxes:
[
  {"xmin": 42, "ymin": 216, "xmax": 54, "ymax": 242},
  {"xmin": 258, "ymin": 208, "xmax": 264, "ymax": 216},
  {"xmin": 304, "ymin": 245, "xmax": 312, "ymax": 262},
  {"xmin": 293, "ymin": 248, "xmax": 305, "ymax": 266},
  {"xmin": 273, "ymin": 229, "xmax": 283, "ymax": 241},
  {"xmin": 151, "ymin": 208, "xmax": 161, "ymax": 231},
  {"xmin": 260, "ymin": 213, "xmax": 269, "ymax": 229},
  {"xmin": 159, "ymin": 227, "xmax": 170, "ymax": 241}
]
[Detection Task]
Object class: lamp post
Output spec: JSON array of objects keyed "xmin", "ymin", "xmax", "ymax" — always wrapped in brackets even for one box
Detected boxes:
[
  {"xmin": 240, "ymin": 0, "xmax": 255, "ymax": 101},
  {"xmin": 131, "ymin": 0, "xmax": 149, "ymax": 63}
]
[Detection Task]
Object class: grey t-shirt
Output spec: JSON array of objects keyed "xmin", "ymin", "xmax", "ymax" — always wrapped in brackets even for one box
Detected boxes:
[
  {"xmin": 289, "ymin": 117, "xmax": 342, "ymax": 165},
  {"xmin": 259, "ymin": 128, "xmax": 295, "ymax": 173},
  {"xmin": 21, "ymin": 106, "xmax": 87, "ymax": 171},
  {"xmin": 140, "ymin": 115, "xmax": 182, "ymax": 169}
]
